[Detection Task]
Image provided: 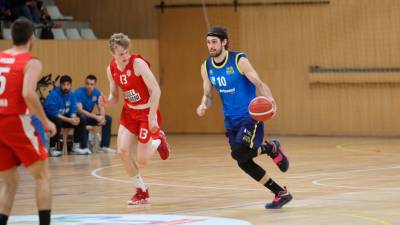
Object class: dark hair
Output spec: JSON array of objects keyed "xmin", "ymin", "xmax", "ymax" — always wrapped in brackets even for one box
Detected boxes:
[
  {"xmin": 11, "ymin": 18, "xmax": 34, "ymax": 46},
  {"xmin": 207, "ymin": 26, "xmax": 229, "ymax": 50},
  {"xmin": 60, "ymin": 75, "xmax": 72, "ymax": 85},
  {"xmin": 86, "ymin": 74, "xmax": 97, "ymax": 82}
]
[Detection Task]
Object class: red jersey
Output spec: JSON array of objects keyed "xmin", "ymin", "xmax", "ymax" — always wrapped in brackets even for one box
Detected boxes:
[
  {"xmin": 109, "ymin": 54, "xmax": 151, "ymax": 108},
  {"xmin": 0, "ymin": 51, "xmax": 32, "ymax": 115}
]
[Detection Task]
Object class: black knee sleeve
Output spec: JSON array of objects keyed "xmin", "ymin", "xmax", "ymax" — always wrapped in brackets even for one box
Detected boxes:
[
  {"xmin": 237, "ymin": 159, "xmax": 266, "ymax": 182},
  {"xmin": 231, "ymin": 144, "xmax": 258, "ymax": 163}
]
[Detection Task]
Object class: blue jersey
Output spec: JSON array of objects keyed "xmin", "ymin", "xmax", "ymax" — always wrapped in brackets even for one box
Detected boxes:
[
  {"xmin": 44, "ymin": 87, "xmax": 77, "ymax": 117},
  {"xmin": 205, "ymin": 51, "xmax": 256, "ymax": 129},
  {"xmin": 74, "ymin": 87, "xmax": 100, "ymax": 113}
]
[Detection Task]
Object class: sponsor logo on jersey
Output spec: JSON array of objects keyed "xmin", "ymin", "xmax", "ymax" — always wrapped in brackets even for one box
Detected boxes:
[
  {"xmin": 124, "ymin": 89, "xmax": 141, "ymax": 102},
  {"xmin": 0, "ymin": 57, "xmax": 15, "ymax": 64},
  {"xmin": 219, "ymin": 88, "xmax": 236, "ymax": 94},
  {"xmin": 209, "ymin": 70, "xmax": 213, "ymax": 75},
  {"xmin": 92, "ymin": 96, "xmax": 97, "ymax": 102},
  {"xmin": 9, "ymin": 214, "xmax": 251, "ymax": 225},
  {"xmin": 126, "ymin": 69, "xmax": 132, "ymax": 77},
  {"xmin": 226, "ymin": 66, "xmax": 234, "ymax": 75}
]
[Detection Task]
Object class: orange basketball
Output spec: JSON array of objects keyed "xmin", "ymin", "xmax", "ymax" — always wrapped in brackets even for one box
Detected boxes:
[{"xmin": 248, "ymin": 96, "xmax": 275, "ymax": 121}]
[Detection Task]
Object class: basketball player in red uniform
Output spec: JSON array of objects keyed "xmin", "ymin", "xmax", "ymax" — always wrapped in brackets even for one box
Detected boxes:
[
  {"xmin": 0, "ymin": 18, "xmax": 56, "ymax": 225},
  {"xmin": 100, "ymin": 33, "xmax": 170, "ymax": 205}
]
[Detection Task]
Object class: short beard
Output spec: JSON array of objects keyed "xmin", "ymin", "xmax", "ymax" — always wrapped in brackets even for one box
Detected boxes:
[
  {"xmin": 209, "ymin": 48, "xmax": 223, "ymax": 58},
  {"xmin": 61, "ymin": 89, "xmax": 70, "ymax": 95}
]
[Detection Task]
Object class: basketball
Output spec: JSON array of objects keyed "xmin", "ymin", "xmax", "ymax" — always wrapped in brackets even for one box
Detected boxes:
[{"xmin": 248, "ymin": 96, "xmax": 275, "ymax": 121}]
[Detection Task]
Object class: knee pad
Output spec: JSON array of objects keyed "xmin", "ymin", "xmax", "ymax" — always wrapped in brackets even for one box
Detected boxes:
[
  {"xmin": 238, "ymin": 160, "xmax": 266, "ymax": 181},
  {"xmin": 231, "ymin": 145, "xmax": 258, "ymax": 163}
]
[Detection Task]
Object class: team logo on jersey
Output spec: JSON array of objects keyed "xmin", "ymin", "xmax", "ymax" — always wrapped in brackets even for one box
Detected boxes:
[
  {"xmin": 210, "ymin": 77, "xmax": 216, "ymax": 85},
  {"xmin": 92, "ymin": 96, "xmax": 97, "ymax": 102},
  {"xmin": 209, "ymin": 70, "xmax": 213, "ymax": 75},
  {"xmin": 226, "ymin": 66, "xmax": 234, "ymax": 75},
  {"xmin": 126, "ymin": 69, "xmax": 132, "ymax": 77},
  {"xmin": 124, "ymin": 89, "xmax": 141, "ymax": 102}
]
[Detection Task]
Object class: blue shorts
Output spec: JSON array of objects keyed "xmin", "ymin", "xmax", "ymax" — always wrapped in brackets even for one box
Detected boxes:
[{"xmin": 225, "ymin": 117, "xmax": 264, "ymax": 150}]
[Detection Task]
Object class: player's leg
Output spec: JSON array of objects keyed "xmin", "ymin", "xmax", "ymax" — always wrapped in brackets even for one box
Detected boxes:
[
  {"xmin": 260, "ymin": 140, "xmax": 289, "ymax": 172},
  {"xmin": 2, "ymin": 115, "xmax": 52, "ymax": 224},
  {"xmin": 229, "ymin": 119, "xmax": 292, "ymax": 209},
  {"xmin": 0, "ymin": 167, "xmax": 19, "ymax": 225},
  {"xmin": 117, "ymin": 125, "xmax": 139, "ymax": 177},
  {"xmin": 117, "ymin": 125, "xmax": 150, "ymax": 205},
  {"xmin": 26, "ymin": 160, "xmax": 51, "ymax": 225}
]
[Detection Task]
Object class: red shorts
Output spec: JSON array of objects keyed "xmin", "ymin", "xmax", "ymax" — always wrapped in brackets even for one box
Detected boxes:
[
  {"xmin": 0, "ymin": 115, "xmax": 47, "ymax": 171},
  {"xmin": 120, "ymin": 106, "xmax": 162, "ymax": 144}
]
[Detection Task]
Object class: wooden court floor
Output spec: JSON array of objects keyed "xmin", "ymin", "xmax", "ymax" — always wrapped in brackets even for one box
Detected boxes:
[{"xmin": 4, "ymin": 135, "xmax": 400, "ymax": 225}]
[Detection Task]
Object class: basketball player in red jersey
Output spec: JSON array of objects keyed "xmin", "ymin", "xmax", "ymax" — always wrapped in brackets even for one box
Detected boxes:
[
  {"xmin": 100, "ymin": 33, "xmax": 170, "ymax": 205},
  {"xmin": 0, "ymin": 18, "xmax": 56, "ymax": 225}
]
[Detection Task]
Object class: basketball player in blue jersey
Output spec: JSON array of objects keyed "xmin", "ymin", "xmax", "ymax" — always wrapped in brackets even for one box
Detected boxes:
[{"xmin": 197, "ymin": 26, "xmax": 292, "ymax": 209}]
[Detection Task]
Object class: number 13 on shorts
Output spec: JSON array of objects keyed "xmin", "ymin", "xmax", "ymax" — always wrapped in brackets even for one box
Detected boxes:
[{"xmin": 139, "ymin": 128, "xmax": 148, "ymax": 140}]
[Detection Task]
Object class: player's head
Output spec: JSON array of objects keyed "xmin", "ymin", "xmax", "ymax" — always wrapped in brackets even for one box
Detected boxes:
[
  {"xmin": 60, "ymin": 75, "xmax": 72, "ymax": 94},
  {"xmin": 206, "ymin": 26, "xmax": 229, "ymax": 57},
  {"xmin": 109, "ymin": 33, "xmax": 131, "ymax": 64},
  {"xmin": 85, "ymin": 74, "xmax": 97, "ymax": 93},
  {"xmin": 11, "ymin": 17, "xmax": 34, "ymax": 49}
]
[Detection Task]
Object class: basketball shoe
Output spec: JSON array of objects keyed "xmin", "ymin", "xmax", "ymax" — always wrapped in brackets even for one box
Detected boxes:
[
  {"xmin": 264, "ymin": 140, "xmax": 289, "ymax": 172},
  {"xmin": 128, "ymin": 188, "xmax": 150, "ymax": 205},
  {"xmin": 265, "ymin": 187, "xmax": 293, "ymax": 209},
  {"xmin": 157, "ymin": 131, "xmax": 170, "ymax": 160}
]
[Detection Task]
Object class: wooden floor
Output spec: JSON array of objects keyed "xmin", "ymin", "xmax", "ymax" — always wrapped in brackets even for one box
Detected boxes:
[{"xmin": 5, "ymin": 135, "xmax": 400, "ymax": 225}]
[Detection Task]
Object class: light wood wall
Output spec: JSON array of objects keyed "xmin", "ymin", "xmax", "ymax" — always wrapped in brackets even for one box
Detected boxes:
[
  {"xmin": 54, "ymin": 0, "xmax": 160, "ymax": 38},
  {"xmin": 239, "ymin": 0, "xmax": 400, "ymax": 136},
  {"xmin": 0, "ymin": 40, "xmax": 159, "ymax": 134}
]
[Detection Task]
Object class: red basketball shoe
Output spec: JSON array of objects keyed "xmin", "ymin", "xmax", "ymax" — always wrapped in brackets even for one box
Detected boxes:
[
  {"xmin": 157, "ymin": 131, "xmax": 170, "ymax": 160},
  {"xmin": 128, "ymin": 188, "xmax": 150, "ymax": 205}
]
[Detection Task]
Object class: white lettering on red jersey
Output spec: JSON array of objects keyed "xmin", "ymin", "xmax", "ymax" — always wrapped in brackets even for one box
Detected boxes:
[
  {"xmin": 109, "ymin": 54, "xmax": 151, "ymax": 107},
  {"xmin": 0, "ymin": 51, "xmax": 32, "ymax": 115}
]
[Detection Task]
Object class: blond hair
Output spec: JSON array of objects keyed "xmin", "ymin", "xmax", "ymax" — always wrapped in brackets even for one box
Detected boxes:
[{"xmin": 109, "ymin": 33, "xmax": 131, "ymax": 51}]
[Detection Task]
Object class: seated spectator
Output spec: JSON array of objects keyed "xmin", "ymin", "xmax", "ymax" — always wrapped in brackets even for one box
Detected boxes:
[
  {"xmin": 5, "ymin": 0, "xmax": 40, "ymax": 23},
  {"xmin": 74, "ymin": 75, "xmax": 115, "ymax": 154},
  {"xmin": 44, "ymin": 75, "xmax": 89, "ymax": 156}
]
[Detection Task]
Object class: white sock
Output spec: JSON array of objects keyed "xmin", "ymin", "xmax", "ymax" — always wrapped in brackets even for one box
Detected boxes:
[
  {"xmin": 151, "ymin": 139, "xmax": 161, "ymax": 149},
  {"xmin": 133, "ymin": 174, "xmax": 146, "ymax": 191}
]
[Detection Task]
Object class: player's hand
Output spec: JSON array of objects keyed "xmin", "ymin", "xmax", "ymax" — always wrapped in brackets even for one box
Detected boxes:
[
  {"xmin": 196, "ymin": 103, "xmax": 207, "ymax": 117},
  {"xmin": 99, "ymin": 93, "xmax": 108, "ymax": 107},
  {"xmin": 96, "ymin": 115, "xmax": 106, "ymax": 125},
  {"xmin": 44, "ymin": 119, "xmax": 56, "ymax": 137},
  {"xmin": 266, "ymin": 97, "xmax": 277, "ymax": 117},
  {"xmin": 148, "ymin": 114, "xmax": 159, "ymax": 133},
  {"xmin": 70, "ymin": 117, "xmax": 80, "ymax": 126}
]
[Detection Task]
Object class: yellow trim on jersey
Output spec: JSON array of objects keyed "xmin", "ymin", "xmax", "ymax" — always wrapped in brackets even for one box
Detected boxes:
[
  {"xmin": 249, "ymin": 122, "xmax": 259, "ymax": 149},
  {"xmin": 203, "ymin": 60, "xmax": 208, "ymax": 77},
  {"xmin": 211, "ymin": 50, "xmax": 229, "ymax": 69},
  {"xmin": 236, "ymin": 53, "xmax": 245, "ymax": 75}
]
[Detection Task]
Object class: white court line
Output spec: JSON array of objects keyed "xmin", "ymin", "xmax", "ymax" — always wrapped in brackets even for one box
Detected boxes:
[
  {"xmin": 289, "ymin": 165, "xmax": 400, "ymax": 179},
  {"xmin": 91, "ymin": 164, "xmax": 322, "ymax": 193},
  {"xmin": 91, "ymin": 164, "xmax": 262, "ymax": 191},
  {"xmin": 312, "ymin": 177, "xmax": 400, "ymax": 190}
]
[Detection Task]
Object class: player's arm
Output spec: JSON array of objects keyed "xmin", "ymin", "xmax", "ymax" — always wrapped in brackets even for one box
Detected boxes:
[
  {"xmin": 100, "ymin": 66, "xmax": 119, "ymax": 107},
  {"xmin": 77, "ymin": 103, "xmax": 97, "ymax": 119},
  {"xmin": 197, "ymin": 62, "xmax": 213, "ymax": 117},
  {"xmin": 134, "ymin": 58, "xmax": 161, "ymax": 132},
  {"xmin": 238, "ymin": 57, "xmax": 275, "ymax": 101},
  {"xmin": 23, "ymin": 59, "xmax": 56, "ymax": 136}
]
